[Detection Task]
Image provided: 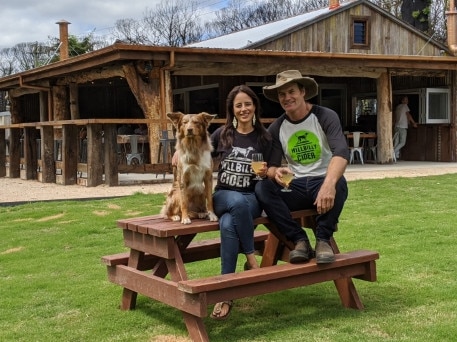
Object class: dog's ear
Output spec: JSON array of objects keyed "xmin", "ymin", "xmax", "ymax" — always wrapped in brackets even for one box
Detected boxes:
[
  {"xmin": 167, "ymin": 112, "xmax": 183, "ymax": 128},
  {"xmin": 200, "ymin": 112, "xmax": 217, "ymax": 125}
]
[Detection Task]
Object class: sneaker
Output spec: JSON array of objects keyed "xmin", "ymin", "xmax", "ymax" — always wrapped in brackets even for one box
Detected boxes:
[
  {"xmin": 315, "ymin": 240, "xmax": 335, "ymax": 264},
  {"xmin": 289, "ymin": 240, "xmax": 311, "ymax": 264}
]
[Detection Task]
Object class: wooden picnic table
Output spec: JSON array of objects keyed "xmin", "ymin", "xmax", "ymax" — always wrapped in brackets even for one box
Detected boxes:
[{"xmin": 102, "ymin": 210, "xmax": 379, "ymax": 342}]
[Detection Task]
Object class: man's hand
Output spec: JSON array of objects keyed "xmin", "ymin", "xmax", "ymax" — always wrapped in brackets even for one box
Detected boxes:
[
  {"xmin": 274, "ymin": 166, "xmax": 292, "ymax": 187},
  {"xmin": 314, "ymin": 182, "xmax": 336, "ymax": 214}
]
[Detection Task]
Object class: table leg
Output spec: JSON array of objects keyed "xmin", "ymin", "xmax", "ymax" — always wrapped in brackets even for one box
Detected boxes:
[
  {"xmin": 260, "ymin": 222, "xmax": 295, "ymax": 266},
  {"xmin": 329, "ymin": 236, "xmax": 364, "ymax": 309},
  {"xmin": 182, "ymin": 312, "xmax": 210, "ymax": 342},
  {"xmin": 168, "ymin": 238, "xmax": 211, "ymax": 341},
  {"xmin": 120, "ymin": 249, "xmax": 144, "ymax": 310}
]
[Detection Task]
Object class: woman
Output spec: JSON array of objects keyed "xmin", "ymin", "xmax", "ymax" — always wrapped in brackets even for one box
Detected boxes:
[{"xmin": 210, "ymin": 85, "xmax": 271, "ymax": 320}]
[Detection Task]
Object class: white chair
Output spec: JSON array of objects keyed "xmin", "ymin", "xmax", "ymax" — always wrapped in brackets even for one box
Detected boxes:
[
  {"xmin": 392, "ymin": 131, "xmax": 399, "ymax": 163},
  {"xmin": 349, "ymin": 131, "xmax": 364, "ymax": 164},
  {"xmin": 125, "ymin": 135, "xmax": 144, "ymax": 165}
]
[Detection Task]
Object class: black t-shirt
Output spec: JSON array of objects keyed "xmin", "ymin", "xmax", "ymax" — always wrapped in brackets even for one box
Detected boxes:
[{"xmin": 211, "ymin": 127, "xmax": 268, "ymax": 192}]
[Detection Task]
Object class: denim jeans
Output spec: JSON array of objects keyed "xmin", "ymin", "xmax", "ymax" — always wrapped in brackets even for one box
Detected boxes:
[
  {"xmin": 255, "ymin": 176, "xmax": 348, "ymax": 244},
  {"xmin": 213, "ymin": 189, "xmax": 262, "ymax": 275},
  {"xmin": 394, "ymin": 127, "xmax": 407, "ymax": 158}
]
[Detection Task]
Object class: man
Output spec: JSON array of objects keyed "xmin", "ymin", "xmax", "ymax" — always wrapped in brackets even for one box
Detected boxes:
[
  {"xmin": 255, "ymin": 70, "xmax": 349, "ymax": 264},
  {"xmin": 393, "ymin": 96, "xmax": 417, "ymax": 160}
]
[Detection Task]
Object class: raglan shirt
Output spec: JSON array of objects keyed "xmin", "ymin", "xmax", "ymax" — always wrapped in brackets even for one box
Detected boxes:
[
  {"xmin": 211, "ymin": 127, "xmax": 268, "ymax": 192},
  {"xmin": 268, "ymin": 105, "xmax": 349, "ymax": 178}
]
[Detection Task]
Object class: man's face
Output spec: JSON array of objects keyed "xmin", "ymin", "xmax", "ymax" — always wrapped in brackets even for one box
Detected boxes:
[{"xmin": 277, "ymin": 83, "xmax": 305, "ymax": 112}]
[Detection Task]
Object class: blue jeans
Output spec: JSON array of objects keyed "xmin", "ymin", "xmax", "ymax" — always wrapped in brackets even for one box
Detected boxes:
[
  {"xmin": 213, "ymin": 190, "xmax": 262, "ymax": 275},
  {"xmin": 394, "ymin": 127, "xmax": 407, "ymax": 158},
  {"xmin": 255, "ymin": 176, "xmax": 348, "ymax": 244}
]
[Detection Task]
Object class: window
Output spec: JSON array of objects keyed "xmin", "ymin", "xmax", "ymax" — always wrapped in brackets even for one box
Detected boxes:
[
  {"xmin": 425, "ymin": 88, "xmax": 450, "ymax": 124},
  {"xmin": 351, "ymin": 17, "xmax": 370, "ymax": 49}
]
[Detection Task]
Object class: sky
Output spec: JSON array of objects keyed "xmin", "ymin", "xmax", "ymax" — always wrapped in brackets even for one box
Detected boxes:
[{"xmin": 0, "ymin": 0, "xmax": 229, "ymax": 48}]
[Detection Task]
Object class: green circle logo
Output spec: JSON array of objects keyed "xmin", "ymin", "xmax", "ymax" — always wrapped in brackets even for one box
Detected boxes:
[{"xmin": 287, "ymin": 131, "xmax": 321, "ymax": 164}]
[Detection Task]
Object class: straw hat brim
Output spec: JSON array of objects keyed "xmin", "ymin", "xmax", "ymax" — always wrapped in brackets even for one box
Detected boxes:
[{"xmin": 263, "ymin": 77, "xmax": 318, "ymax": 102}]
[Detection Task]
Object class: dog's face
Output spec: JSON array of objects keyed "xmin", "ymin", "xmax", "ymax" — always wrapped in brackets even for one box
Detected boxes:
[{"xmin": 167, "ymin": 112, "xmax": 216, "ymax": 139}]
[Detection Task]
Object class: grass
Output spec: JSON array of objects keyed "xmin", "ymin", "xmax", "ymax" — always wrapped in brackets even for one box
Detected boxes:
[{"xmin": 1, "ymin": 174, "xmax": 457, "ymax": 342}]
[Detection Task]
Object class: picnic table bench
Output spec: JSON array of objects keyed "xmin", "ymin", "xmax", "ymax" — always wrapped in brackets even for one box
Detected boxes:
[{"xmin": 102, "ymin": 209, "xmax": 379, "ymax": 342}]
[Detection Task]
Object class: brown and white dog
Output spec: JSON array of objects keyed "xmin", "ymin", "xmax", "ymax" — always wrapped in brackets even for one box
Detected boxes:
[{"xmin": 160, "ymin": 111, "xmax": 218, "ymax": 224}]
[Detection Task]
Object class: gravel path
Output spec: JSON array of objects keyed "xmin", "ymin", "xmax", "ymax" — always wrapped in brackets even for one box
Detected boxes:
[{"xmin": 1, "ymin": 161, "xmax": 457, "ymax": 205}]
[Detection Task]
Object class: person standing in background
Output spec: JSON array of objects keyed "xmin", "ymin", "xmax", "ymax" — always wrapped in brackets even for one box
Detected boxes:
[{"xmin": 393, "ymin": 96, "xmax": 417, "ymax": 160}]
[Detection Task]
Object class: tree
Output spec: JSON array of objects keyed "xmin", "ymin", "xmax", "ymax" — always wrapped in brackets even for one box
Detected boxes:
[
  {"xmin": 46, "ymin": 33, "xmax": 102, "ymax": 64},
  {"xmin": 401, "ymin": 0, "xmax": 431, "ymax": 32},
  {"xmin": 111, "ymin": 18, "xmax": 159, "ymax": 45},
  {"xmin": 9, "ymin": 42, "xmax": 54, "ymax": 71},
  {"xmin": 371, "ymin": 0, "xmax": 446, "ymax": 43},
  {"xmin": 0, "ymin": 48, "xmax": 18, "ymax": 77},
  {"xmin": 207, "ymin": 0, "xmax": 326, "ymax": 37},
  {"xmin": 142, "ymin": 0, "xmax": 205, "ymax": 46}
]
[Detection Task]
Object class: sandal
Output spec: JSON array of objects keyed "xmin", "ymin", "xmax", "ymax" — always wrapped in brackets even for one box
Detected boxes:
[{"xmin": 210, "ymin": 300, "xmax": 233, "ymax": 320}]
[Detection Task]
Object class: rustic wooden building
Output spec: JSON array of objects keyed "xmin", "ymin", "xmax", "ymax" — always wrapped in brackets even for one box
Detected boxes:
[{"xmin": 0, "ymin": 0, "xmax": 456, "ymax": 187}]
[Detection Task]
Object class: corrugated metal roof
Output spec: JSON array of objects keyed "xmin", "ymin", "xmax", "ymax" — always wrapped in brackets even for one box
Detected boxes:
[{"xmin": 187, "ymin": 1, "xmax": 354, "ymax": 49}]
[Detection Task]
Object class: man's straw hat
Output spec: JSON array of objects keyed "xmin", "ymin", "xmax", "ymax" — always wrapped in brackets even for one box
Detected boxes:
[{"xmin": 263, "ymin": 70, "xmax": 318, "ymax": 102}]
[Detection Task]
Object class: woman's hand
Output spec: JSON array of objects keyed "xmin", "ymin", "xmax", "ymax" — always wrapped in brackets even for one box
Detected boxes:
[
  {"xmin": 258, "ymin": 162, "xmax": 268, "ymax": 178},
  {"xmin": 171, "ymin": 151, "xmax": 179, "ymax": 166}
]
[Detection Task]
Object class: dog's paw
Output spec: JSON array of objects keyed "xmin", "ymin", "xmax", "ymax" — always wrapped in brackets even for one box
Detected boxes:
[
  {"xmin": 181, "ymin": 217, "xmax": 192, "ymax": 224},
  {"xmin": 207, "ymin": 212, "xmax": 218, "ymax": 222},
  {"xmin": 171, "ymin": 215, "xmax": 181, "ymax": 222},
  {"xmin": 197, "ymin": 212, "xmax": 208, "ymax": 219}
]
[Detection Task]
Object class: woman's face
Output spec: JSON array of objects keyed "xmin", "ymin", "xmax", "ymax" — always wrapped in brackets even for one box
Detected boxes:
[{"xmin": 233, "ymin": 91, "xmax": 256, "ymax": 126}]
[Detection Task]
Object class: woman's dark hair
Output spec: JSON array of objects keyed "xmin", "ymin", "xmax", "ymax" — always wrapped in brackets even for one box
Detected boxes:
[{"xmin": 220, "ymin": 85, "xmax": 271, "ymax": 148}]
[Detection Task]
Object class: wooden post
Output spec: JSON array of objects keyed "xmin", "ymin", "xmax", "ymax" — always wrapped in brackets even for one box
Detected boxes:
[
  {"xmin": 104, "ymin": 124, "xmax": 119, "ymax": 186},
  {"xmin": 41, "ymin": 126, "xmax": 56, "ymax": 183},
  {"xmin": 122, "ymin": 63, "xmax": 162, "ymax": 165},
  {"xmin": 376, "ymin": 72, "xmax": 395, "ymax": 163},
  {"xmin": 53, "ymin": 85, "xmax": 70, "ymax": 120},
  {"xmin": 39, "ymin": 91, "xmax": 48, "ymax": 122},
  {"xmin": 86, "ymin": 124, "xmax": 104, "ymax": 187},
  {"xmin": 0, "ymin": 129, "xmax": 5, "ymax": 177},
  {"xmin": 61, "ymin": 124, "xmax": 78, "ymax": 185},
  {"xmin": 69, "ymin": 83, "xmax": 80, "ymax": 120},
  {"xmin": 23, "ymin": 127, "xmax": 38, "ymax": 180},
  {"xmin": 8, "ymin": 128, "xmax": 21, "ymax": 178}
]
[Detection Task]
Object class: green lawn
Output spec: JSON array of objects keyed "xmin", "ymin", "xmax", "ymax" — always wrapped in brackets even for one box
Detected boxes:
[{"xmin": 1, "ymin": 174, "xmax": 456, "ymax": 342}]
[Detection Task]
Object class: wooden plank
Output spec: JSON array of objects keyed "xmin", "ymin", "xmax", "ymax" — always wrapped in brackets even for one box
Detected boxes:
[
  {"xmin": 106, "ymin": 265, "xmax": 205, "ymax": 316},
  {"xmin": 116, "ymin": 210, "xmax": 318, "ymax": 238},
  {"xmin": 122, "ymin": 230, "xmax": 176, "ymax": 259},
  {"xmin": 178, "ymin": 250, "xmax": 379, "ymax": 294},
  {"xmin": 101, "ymin": 231, "xmax": 270, "ymax": 266},
  {"xmin": 117, "ymin": 162, "xmax": 172, "ymax": 174}
]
